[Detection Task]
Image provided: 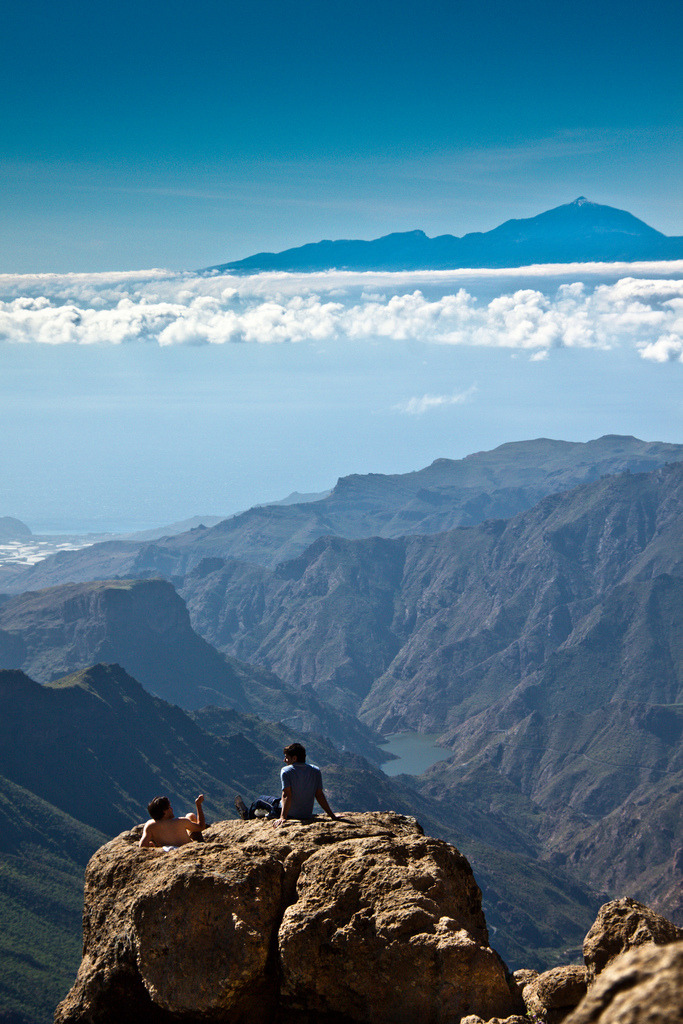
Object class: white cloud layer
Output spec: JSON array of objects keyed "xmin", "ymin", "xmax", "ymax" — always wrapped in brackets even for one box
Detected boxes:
[{"xmin": 0, "ymin": 264, "xmax": 682, "ymax": 360}]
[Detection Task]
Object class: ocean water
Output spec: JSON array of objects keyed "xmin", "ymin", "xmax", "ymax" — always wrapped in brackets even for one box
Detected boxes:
[{"xmin": 380, "ymin": 732, "xmax": 450, "ymax": 777}]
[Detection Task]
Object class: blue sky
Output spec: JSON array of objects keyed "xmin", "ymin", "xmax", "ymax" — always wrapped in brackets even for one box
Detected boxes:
[
  {"xmin": 2, "ymin": 0, "xmax": 681, "ymax": 271},
  {"xmin": 0, "ymin": 0, "xmax": 681, "ymax": 532}
]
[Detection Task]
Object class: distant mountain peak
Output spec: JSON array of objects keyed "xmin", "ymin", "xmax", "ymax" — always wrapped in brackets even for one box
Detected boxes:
[{"xmin": 209, "ymin": 198, "xmax": 681, "ymax": 274}]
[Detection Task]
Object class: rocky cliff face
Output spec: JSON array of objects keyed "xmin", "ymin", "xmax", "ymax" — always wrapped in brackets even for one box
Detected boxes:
[
  {"xmin": 179, "ymin": 463, "xmax": 683, "ymax": 725},
  {"xmin": 0, "ymin": 579, "xmax": 252, "ymax": 710},
  {"xmin": 55, "ymin": 813, "xmax": 519, "ymax": 1024}
]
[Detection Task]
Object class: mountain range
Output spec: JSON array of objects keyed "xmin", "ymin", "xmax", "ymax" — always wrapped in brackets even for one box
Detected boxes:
[
  {"xmin": 179, "ymin": 462, "xmax": 683, "ymax": 722},
  {"xmin": 0, "ymin": 434, "xmax": 681, "ymax": 1023},
  {"xmin": 208, "ymin": 198, "xmax": 683, "ymax": 274},
  {"xmin": 1, "ymin": 435, "xmax": 679, "ymax": 594}
]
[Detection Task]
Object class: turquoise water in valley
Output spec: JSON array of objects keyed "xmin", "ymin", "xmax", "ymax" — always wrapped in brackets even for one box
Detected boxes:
[{"xmin": 380, "ymin": 732, "xmax": 450, "ymax": 777}]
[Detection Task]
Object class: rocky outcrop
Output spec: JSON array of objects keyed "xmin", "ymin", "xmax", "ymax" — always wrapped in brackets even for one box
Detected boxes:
[
  {"xmin": 582, "ymin": 897, "xmax": 683, "ymax": 982},
  {"xmin": 516, "ymin": 897, "xmax": 683, "ymax": 1024},
  {"xmin": 54, "ymin": 813, "xmax": 683, "ymax": 1024},
  {"xmin": 55, "ymin": 813, "xmax": 518, "ymax": 1024},
  {"xmin": 563, "ymin": 940, "xmax": 683, "ymax": 1024}
]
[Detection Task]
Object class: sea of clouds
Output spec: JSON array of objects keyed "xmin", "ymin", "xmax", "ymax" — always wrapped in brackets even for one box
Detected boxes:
[{"xmin": 0, "ymin": 262, "xmax": 681, "ymax": 361}]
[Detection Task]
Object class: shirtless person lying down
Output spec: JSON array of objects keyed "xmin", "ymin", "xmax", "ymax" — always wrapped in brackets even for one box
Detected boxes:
[{"xmin": 139, "ymin": 794, "xmax": 206, "ymax": 848}]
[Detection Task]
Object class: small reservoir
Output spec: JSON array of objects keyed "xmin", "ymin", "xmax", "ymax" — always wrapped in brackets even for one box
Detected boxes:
[{"xmin": 380, "ymin": 732, "xmax": 450, "ymax": 777}]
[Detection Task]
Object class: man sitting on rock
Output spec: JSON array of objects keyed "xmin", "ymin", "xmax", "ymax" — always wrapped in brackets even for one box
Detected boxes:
[
  {"xmin": 139, "ymin": 793, "xmax": 207, "ymax": 848},
  {"xmin": 234, "ymin": 743, "xmax": 337, "ymax": 828}
]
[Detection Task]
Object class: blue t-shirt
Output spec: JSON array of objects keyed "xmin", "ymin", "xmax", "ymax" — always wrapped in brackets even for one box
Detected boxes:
[{"xmin": 281, "ymin": 762, "xmax": 323, "ymax": 819}]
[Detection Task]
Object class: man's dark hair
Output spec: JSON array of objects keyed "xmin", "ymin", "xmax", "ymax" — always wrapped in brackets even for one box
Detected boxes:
[
  {"xmin": 284, "ymin": 742, "xmax": 306, "ymax": 763},
  {"xmin": 148, "ymin": 796, "xmax": 171, "ymax": 820}
]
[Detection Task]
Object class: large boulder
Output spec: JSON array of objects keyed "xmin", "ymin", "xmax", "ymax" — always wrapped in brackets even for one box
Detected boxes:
[
  {"xmin": 563, "ymin": 940, "xmax": 683, "ymax": 1024},
  {"xmin": 583, "ymin": 897, "xmax": 683, "ymax": 982},
  {"xmin": 55, "ymin": 812, "xmax": 517, "ymax": 1024},
  {"xmin": 279, "ymin": 832, "xmax": 511, "ymax": 1022},
  {"xmin": 511, "ymin": 968, "xmax": 538, "ymax": 988},
  {"xmin": 521, "ymin": 964, "xmax": 588, "ymax": 1023}
]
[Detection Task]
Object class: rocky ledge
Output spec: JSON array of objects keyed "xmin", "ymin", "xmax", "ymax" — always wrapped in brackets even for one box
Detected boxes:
[{"xmin": 55, "ymin": 812, "xmax": 521, "ymax": 1024}]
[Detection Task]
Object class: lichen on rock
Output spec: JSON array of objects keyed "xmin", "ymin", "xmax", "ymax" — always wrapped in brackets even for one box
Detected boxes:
[{"xmin": 55, "ymin": 812, "xmax": 518, "ymax": 1024}]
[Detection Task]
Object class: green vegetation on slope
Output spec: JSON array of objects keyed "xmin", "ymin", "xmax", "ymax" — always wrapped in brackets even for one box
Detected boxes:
[{"xmin": 0, "ymin": 775, "xmax": 107, "ymax": 1024}]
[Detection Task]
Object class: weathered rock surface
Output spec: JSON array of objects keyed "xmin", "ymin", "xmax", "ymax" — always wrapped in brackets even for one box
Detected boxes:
[
  {"xmin": 521, "ymin": 964, "xmax": 588, "ymax": 1023},
  {"xmin": 512, "ymin": 968, "xmax": 538, "ymax": 988},
  {"xmin": 55, "ymin": 812, "xmax": 517, "ymax": 1024},
  {"xmin": 563, "ymin": 940, "xmax": 683, "ymax": 1024},
  {"xmin": 583, "ymin": 897, "xmax": 683, "ymax": 982},
  {"xmin": 460, "ymin": 1016, "xmax": 528, "ymax": 1024}
]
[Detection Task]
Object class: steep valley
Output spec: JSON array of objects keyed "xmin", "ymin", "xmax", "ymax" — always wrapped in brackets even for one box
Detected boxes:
[
  {"xmin": 0, "ymin": 436, "xmax": 681, "ymax": 1023},
  {"xmin": 177, "ymin": 461, "xmax": 683, "ymax": 929}
]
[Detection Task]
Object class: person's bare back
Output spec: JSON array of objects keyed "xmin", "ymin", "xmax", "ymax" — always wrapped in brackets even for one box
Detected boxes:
[{"xmin": 139, "ymin": 794, "xmax": 206, "ymax": 848}]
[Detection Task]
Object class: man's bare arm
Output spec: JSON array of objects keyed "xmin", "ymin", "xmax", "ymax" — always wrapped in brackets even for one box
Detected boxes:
[
  {"xmin": 139, "ymin": 821, "xmax": 156, "ymax": 848},
  {"xmin": 315, "ymin": 787, "xmax": 337, "ymax": 821},
  {"xmin": 273, "ymin": 786, "xmax": 292, "ymax": 828},
  {"xmin": 182, "ymin": 794, "xmax": 207, "ymax": 833},
  {"xmin": 194, "ymin": 794, "xmax": 206, "ymax": 829}
]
